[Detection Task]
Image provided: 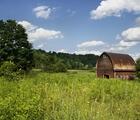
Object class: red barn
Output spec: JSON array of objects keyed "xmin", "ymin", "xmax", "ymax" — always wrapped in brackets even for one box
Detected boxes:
[{"xmin": 96, "ymin": 52, "xmax": 136, "ymax": 79}]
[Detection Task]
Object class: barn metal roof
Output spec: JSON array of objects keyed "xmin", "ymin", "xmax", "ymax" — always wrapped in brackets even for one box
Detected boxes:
[{"xmin": 102, "ymin": 52, "xmax": 136, "ymax": 71}]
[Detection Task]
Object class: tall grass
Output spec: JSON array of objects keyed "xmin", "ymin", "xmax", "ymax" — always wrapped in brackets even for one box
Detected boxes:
[{"xmin": 0, "ymin": 70, "xmax": 140, "ymax": 120}]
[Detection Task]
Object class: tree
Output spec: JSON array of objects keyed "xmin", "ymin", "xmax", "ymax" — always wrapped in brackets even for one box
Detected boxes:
[
  {"xmin": 55, "ymin": 60, "xmax": 67, "ymax": 72},
  {"xmin": 136, "ymin": 58, "xmax": 140, "ymax": 78},
  {"xmin": 33, "ymin": 49, "xmax": 48, "ymax": 69},
  {"xmin": 43, "ymin": 55, "xmax": 67, "ymax": 72},
  {"xmin": 0, "ymin": 20, "xmax": 33, "ymax": 71},
  {"xmin": 33, "ymin": 49, "xmax": 67, "ymax": 72}
]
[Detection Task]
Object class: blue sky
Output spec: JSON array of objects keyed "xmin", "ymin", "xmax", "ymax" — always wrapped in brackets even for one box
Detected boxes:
[{"xmin": 0, "ymin": 0, "xmax": 140, "ymax": 59}]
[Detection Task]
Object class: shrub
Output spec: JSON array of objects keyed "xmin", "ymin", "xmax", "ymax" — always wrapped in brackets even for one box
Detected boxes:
[
  {"xmin": 43, "ymin": 55, "xmax": 67, "ymax": 73},
  {"xmin": 0, "ymin": 61, "xmax": 21, "ymax": 80},
  {"xmin": 55, "ymin": 61, "xmax": 67, "ymax": 72},
  {"xmin": 43, "ymin": 62, "xmax": 67, "ymax": 73}
]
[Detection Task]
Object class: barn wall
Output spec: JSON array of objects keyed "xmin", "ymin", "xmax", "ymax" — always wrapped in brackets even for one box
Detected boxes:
[
  {"xmin": 97, "ymin": 54, "xmax": 114, "ymax": 78},
  {"xmin": 114, "ymin": 71, "xmax": 135, "ymax": 80}
]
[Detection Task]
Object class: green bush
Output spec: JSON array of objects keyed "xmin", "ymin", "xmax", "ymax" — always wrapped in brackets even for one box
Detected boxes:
[
  {"xmin": 43, "ymin": 56, "xmax": 67, "ymax": 73},
  {"xmin": 44, "ymin": 62, "xmax": 67, "ymax": 73},
  {"xmin": 55, "ymin": 61, "xmax": 67, "ymax": 72},
  {"xmin": 0, "ymin": 61, "xmax": 21, "ymax": 80}
]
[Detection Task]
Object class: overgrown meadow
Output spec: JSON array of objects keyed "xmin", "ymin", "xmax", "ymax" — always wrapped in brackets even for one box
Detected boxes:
[{"xmin": 0, "ymin": 70, "xmax": 140, "ymax": 120}]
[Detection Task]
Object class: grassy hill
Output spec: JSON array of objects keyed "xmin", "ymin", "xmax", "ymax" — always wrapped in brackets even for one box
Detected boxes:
[{"xmin": 0, "ymin": 70, "xmax": 140, "ymax": 120}]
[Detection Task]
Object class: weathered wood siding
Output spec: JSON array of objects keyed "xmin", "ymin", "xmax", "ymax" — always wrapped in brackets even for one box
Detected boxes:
[
  {"xmin": 114, "ymin": 71, "xmax": 135, "ymax": 80},
  {"xmin": 97, "ymin": 54, "xmax": 114, "ymax": 78}
]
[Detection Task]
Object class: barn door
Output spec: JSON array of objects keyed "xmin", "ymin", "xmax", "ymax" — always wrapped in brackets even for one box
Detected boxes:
[{"xmin": 104, "ymin": 74, "xmax": 109, "ymax": 79}]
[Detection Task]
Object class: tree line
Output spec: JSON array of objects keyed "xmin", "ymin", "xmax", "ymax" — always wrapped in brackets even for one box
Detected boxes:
[{"xmin": 33, "ymin": 49, "xmax": 98, "ymax": 72}]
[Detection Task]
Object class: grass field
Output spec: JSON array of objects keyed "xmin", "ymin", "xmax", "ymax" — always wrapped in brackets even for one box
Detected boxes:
[{"xmin": 0, "ymin": 70, "xmax": 140, "ymax": 120}]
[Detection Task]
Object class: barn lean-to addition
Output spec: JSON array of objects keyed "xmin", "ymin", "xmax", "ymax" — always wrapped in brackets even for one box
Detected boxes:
[{"xmin": 96, "ymin": 52, "xmax": 136, "ymax": 80}]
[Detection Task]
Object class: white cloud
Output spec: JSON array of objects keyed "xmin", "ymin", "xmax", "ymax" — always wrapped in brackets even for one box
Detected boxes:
[
  {"xmin": 119, "ymin": 40, "xmax": 137, "ymax": 47},
  {"xmin": 77, "ymin": 40, "xmax": 105, "ymax": 48},
  {"xmin": 57, "ymin": 49, "xmax": 67, "ymax": 53},
  {"xmin": 106, "ymin": 27, "xmax": 140, "ymax": 53},
  {"xmin": 18, "ymin": 20, "xmax": 63, "ymax": 42},
  {"xmin": 76, "ymin": 40, "xmax": 105, "ymax": 55},
  {"xmin": 75, "ymin": 25, "xmax": 140, "ymax": 55},
  {"xmin": 90, "ymin": 0, "xmax": 140, "ymax": 20},
  {"xmin": 110, "ymin": 26, "xmax": 140, "ymax": 51},
  {"xmin": 29, "ymin": 28, "xmax": 63, "ymax": 42},
  {"xmin": 108, "ymin": 26, "xmax": 140, "ymax": 52},
  {"xmin": 109, "ymin": 46, "xmax": 127, "ymax": 52},
  {"xmin": 18, "ymin": 21, "xmax": 37, "ymax": 32},
  {"xmin": 33, "ymin": 6, "xmax": 55, "ymax": 20},
  {"xmin": 75, "ymin": 50, "xmax": 102, "ymax": 55},
  {"xmin": 121, "ymin": 27, "xmax": 140, "ymax": 42},
  {"xmin": 108, "ymin": 42, "xmax": 135, "ymax": 54},
  {"xmin": 75, "ymin": 18, "xmax": 140, "ymax": 56}
]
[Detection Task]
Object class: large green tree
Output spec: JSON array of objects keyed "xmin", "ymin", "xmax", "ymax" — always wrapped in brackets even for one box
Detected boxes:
[{"xmin": 0, "ymin": 20, "xmax": 33, "ymax": 71}]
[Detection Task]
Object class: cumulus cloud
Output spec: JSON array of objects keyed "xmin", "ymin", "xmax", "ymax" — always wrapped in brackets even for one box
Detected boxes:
[
  {"xmin": 108, "ymin": 26, "xmax": 140, "ymax": 53},
  {"xmin": 119, "ymin": 40, "xmax": 137, "ymax": 47},
  {"xmin": 18, "ymin": 20, "xmax": 63, "ymax": 42},
  {"xmin": 75, "ymin": 50, "xmax": 102, "ymax": 55},
  {"xmin": 112, "ymin": 26, "xmax": 140, "ymax": 51},
  {"xmin": 18, "ymin": 21, "xmax": 37, "ymax": 32},
  {"xmin": 57, "ymin": 49, "xmax": 67, "ymax": 53},
  {"xmin": 75, "ymin": 40, "xmax": 106, "ymax": 55},
  {"xmin": 108, "ymin": 44, "xmax": 130, "ymax": 53},
  {"xmin": 76, "ymin": 26, "xmax": 140, "ymax": 55},
  {"xmin": 121, "ymin": 27, "xmax": 140, "ymax": 42},
  {"xmin": 29, "ymin": 28, "xmax": 63, "ymax": 42},
  {"xmin": 33, "ymin": 6, "xmax": 55, "ymax": 20},
  {"xmin": 90, "ymin": 0, "xmax": 140, "ymax": 20},
  {"xmin": 77, "ymin": 40, "xmax": 105, "ymax": 48},
  {"xmin": 75, "ymin": 25, "xmax": 140, "ymax": 55}
]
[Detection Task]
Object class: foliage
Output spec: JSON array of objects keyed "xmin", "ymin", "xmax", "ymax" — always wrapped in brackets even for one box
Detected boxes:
[
  {"xmin": 136, "ymin": 58, "xmax": 140, "ymax": 78},
  {"xmin": 33, "ymin": 49, "xmax": 48, "ymax": 70},
  {"xmin": 49, "ymin": 51, "xmax": 98, "ymax": 69},
  {"xmin": 33, "ymin": 49, "xmax": 98, "ymax": 70},
  {"xmin": 0, "ymin": 19, "xmax": 33, "ymax": 71},
  {"xmin": 54, "ymin": 61, "xmax": 67, "ymax": 72},
  {"xmin": 33, "ymin": 49, "xmax": 67, "ymax": 72},
  {"xmin": 0, "ymin": 61, "xmax": 21, "ymax": 80},
  {"xmin": 0, "ymin": 70, "xmax": 140, "ymax": 120},
  {"xmin": 43, "ymin": 55, "xmax": 67, "ymax": 73}
]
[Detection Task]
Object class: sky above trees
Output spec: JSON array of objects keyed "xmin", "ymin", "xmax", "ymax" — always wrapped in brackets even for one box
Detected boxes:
[{"xmin": 0, "ymin": 0, "xmax": 140, "ymax": 59}]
